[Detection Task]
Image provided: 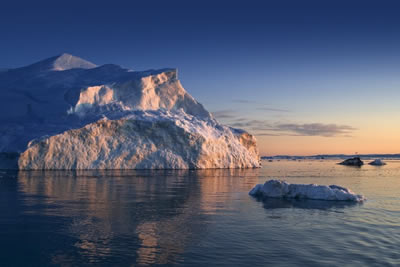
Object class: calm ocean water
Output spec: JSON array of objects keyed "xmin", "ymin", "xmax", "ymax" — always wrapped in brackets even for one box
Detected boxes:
[{"xmin": 1, "ymin": 160, "xmax": 399, "ymax": 266}]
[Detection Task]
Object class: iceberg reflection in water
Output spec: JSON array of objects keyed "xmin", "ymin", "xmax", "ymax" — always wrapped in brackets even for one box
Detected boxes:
[
  {"xmin": 1, "ymin": 160, "xmax": 400, "ymax": 266},
  {"xmin": 252, "ymin": 196, "xmax": 359, "ymax": 210},
  {"xmin": 3, "ymin": 169, "xmax": 258, "ymax": 266}
]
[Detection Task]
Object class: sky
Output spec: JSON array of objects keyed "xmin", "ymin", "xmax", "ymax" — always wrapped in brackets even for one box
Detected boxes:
[{"xmin": 1, "ymin": 0, "xmax": 400, "ymax": 156}]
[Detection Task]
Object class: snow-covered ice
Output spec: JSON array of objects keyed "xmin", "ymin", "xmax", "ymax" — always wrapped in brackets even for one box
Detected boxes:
[
  {"xmin": 249, "ymin": 180, "xmax": 365, "ymax": 202},
  {"xmin": 0, "ymin": 54, "xmax": 260, "ymax": 169}
]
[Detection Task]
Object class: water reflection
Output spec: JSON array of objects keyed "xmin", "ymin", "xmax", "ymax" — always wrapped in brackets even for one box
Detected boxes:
[
  {"xmin": 253, "ymin": 196, "xmax": 359, "ymax": 210},
  {"xmin": 2, "ymin": 161, "xmax": 400, "ymax": 266},
  {"xmin": 15, "ymin": 168, "xmax": 259, "ymax": 266}
]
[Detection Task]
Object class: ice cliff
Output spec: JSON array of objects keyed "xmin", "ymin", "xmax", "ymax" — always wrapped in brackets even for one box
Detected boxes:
[
  {"xmin": 0, "ymin": 54, "xmax": 260, "ymax": 169},
  {"xmin": 249, "ymin": 180, "xmax": 365, "ymax": 202}
]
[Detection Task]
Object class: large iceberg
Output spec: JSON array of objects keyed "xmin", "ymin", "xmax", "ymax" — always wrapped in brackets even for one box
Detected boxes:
[
  {"xmin": 0, "ymin": 54, "xmax": 260, "ymax": 169},
  {"xmin": 249, "ymin": 180, "xmax": 365, "ymax": 202}
]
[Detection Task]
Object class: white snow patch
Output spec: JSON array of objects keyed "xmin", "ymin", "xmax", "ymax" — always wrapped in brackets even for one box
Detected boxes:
[
  {"xmin": 249, "ymin": 180, "xmax": 365, "ymax": 202},
  {"xmin": 51, "ymin": 53, "xmax": 97, "ymax": 71}
]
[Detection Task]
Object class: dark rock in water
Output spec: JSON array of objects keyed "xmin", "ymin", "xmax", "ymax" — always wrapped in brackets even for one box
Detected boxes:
[{"xmin": 339, "ymin": 157, "xmax": 364, "ymax": 166}]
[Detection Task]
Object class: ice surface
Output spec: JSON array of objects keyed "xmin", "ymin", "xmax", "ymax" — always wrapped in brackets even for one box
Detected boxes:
[
  {"xmin": 249, "ymin": 180, "xmax": 365, "ymax": 202},
  {"xmin": 19, "ymin": 110, "xmax": 260, "ymax": 170},
  {"xmin": 25, "ymin": 53, "xmax": 97, "ymax": 71}
]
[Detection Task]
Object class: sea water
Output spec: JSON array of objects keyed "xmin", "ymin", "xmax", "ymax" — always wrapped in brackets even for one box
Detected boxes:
[{"xmin": 0, "ymin": 160, "xmax": 399, "ymax": 266}]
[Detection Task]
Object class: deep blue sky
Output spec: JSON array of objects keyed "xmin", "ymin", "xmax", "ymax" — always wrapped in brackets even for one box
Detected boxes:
[{"xmin": 2, "ymin": 0, "xmax": 400, "ymax": 154}]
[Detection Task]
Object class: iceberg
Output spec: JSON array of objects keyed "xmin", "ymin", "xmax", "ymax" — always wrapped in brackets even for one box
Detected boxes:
[
  {"xmin": 0, "ymin": 54, "xmax": 260, "ymax": 169},
  {"xmin": 368, "ymin": 159, "xmax": 386, "ymax": 166},
  {"xmin": 339, "ymin": 157, "xmax": 364, "ymax": 166},
  {"xmin": 249, "ymin": 180, "xmax": 365, "ymax": 202}
]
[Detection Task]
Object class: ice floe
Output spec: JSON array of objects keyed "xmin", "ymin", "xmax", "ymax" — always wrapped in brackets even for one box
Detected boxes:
[{"xmin": 249, "ymin": 180, "xmax": 365, "ymax": 202}]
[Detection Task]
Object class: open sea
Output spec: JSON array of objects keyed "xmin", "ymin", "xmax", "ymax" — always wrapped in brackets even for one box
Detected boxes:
[{"xmin": 0, "ymin": 159, "xmax": 399, "ymax": 266}]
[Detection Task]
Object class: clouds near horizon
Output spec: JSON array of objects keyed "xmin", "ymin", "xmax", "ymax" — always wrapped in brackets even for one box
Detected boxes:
[{"xmin": 212, "ymin": 109, "xmax": 357, "ymax": 137}]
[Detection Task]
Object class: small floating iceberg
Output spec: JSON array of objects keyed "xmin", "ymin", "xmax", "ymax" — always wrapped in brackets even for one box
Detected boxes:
[
  {"xmin": 339, "ymin": 157, "xmax": 364, "ymax": 166},
  {"xmin": 249, "ymin": 180, "xmax": 365, "ymax": 202},
  {"xmin": 368, "ymin": 159, "xmax": 386, "ymax": 166}
]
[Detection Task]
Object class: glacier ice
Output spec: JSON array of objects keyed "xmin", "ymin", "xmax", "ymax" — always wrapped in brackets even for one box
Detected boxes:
[
  {"xmin": 249, "ymin": 180, "xmax": 365, "ymax": 202},
  {"xmin": 0, "ymin": 54, "xmax": 260, "ymax": 169}
]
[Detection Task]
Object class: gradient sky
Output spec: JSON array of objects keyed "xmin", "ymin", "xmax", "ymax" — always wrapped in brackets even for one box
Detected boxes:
[{"xmin": 1, "ymin": 0, "xmax": 400, "ymax": 155}]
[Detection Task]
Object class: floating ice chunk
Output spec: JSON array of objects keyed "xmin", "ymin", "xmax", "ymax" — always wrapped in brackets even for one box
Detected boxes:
[
  {"xmin": 368, "ymin": 159, "xmax": 386, "ymax": 166},
  {"xmin": 339, "ymin": 157, "xmax": 364, "ymax": 166},
  {"xmin": 249, "ymin": 180, "xmax": 365, "ymax": 202}
]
